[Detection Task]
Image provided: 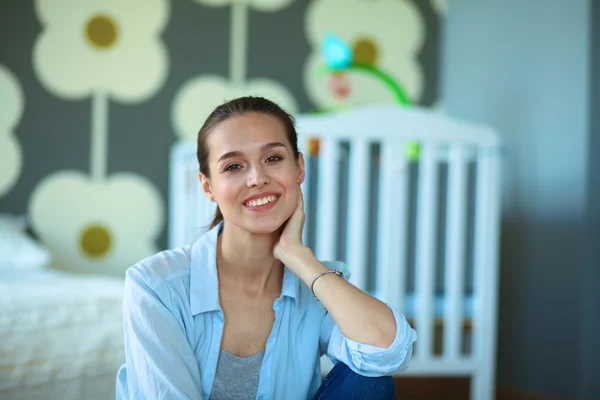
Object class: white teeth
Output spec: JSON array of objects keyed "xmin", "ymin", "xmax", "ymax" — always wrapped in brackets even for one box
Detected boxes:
[{"xmin": 246, "ymin": 195, "xmax": 277, "ymax": 207}]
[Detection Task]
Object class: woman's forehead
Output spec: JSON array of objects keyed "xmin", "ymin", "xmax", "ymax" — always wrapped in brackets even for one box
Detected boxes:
[{"xmin": 208, "ymin": 113, "xmax": 290, "ymax": 154}]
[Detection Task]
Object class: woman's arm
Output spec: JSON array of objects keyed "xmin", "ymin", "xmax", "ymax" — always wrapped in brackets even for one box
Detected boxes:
[
  {"xmin": 274, "ymin": 190, "xmax": 401, "ymax": 349},
  {"xmin": 318, "ymin": 294, "xmax": 415, "ymax": 376},
  {"xmin": 120, "ymin": 267, "xmax": 203, "ymax": 399},
  {"xmin": 290, "ymin": 247, "xmax": 396, "ymax": 348}
]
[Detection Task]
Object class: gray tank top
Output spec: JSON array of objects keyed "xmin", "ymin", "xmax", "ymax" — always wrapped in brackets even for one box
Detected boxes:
[{"xmin": 209, "ymin": 349, "xmax": 265, "ymax": 400}]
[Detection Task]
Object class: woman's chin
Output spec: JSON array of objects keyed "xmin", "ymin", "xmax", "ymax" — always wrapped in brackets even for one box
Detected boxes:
[
  {"xmin": 248, "ymin": 222, "xmax": 284, "ymax": 236},
  {"xmin": 224, "ymin": 205, "xmax": 295, "ymax": 236},
  {"xmin": 241, "ymin": 216, "xmax": 286, "ymax": 236}
]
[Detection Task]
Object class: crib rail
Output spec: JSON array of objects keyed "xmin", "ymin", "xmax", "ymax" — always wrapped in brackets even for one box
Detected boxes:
[{"xmin": 295, "ymin": 105, "xmax": 501, "ymax": 368}]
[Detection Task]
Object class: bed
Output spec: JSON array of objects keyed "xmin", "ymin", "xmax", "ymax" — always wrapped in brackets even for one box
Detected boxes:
[
  {"xmin": 0, "ymin": 215, "xmax": 125, "ymax": 400},
  {"xmin": 169, "ymin": 104, "xmax": 502, "ymax": 400}
]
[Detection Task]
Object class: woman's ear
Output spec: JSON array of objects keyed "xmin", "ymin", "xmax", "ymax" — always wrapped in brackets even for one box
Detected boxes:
[
  {"xmin": 296, "ymin": 152, "xmax": 306, "ymax": 185},
  {"xmin": 198, "ymin": 172, "xmax": 215, "ymax": 202}
]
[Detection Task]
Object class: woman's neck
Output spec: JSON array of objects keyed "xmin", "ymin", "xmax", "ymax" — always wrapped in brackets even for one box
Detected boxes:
[{"xmin": 216, "ymin": 223, "xmax": 284, "ymax": 297}]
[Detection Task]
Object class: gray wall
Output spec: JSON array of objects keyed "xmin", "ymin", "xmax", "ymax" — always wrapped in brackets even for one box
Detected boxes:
[
  {"xmin": 0, "ymin": 0, "xmax": 442, "ymax": 250},
  {"xmin": 582, "ymin": 0, "xmax": 600, "ymax": 396},
  {"xmin": 443, "ymin": 0, "xmax": 594, "ymax": 397}
]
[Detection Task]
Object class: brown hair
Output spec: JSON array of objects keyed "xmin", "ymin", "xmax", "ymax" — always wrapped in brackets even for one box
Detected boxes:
[{"xmin": 196, "ymin": 96, "xmax": 300, "ymax": 229}]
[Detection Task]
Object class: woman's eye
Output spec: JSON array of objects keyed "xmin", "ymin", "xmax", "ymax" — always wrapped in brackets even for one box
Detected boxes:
[
  {"xmin": 266, "ymin": 154, "xmax": 283, "ymax": 163},
  {"xmin": 225, "ymin": 163, "xmax": 242, "ymax": 172}
]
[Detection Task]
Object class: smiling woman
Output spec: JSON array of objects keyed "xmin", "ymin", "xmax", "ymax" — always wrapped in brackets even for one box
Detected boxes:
[
  {"xmin": 116, "ymin": 97, "xmax": 417, "ymax": 400},
  {"xmin": 196, "ymin": 97, "xmax": 302, "ymax": 234},
  {"xmin": 197, "ymin": 104, "xmax": 303, "ymax": 237}
]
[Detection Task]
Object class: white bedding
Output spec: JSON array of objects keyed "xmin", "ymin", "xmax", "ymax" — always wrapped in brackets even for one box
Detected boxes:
[{"xmin": 0, "ymin": 268, "xmax": 125, "ymax": 400}]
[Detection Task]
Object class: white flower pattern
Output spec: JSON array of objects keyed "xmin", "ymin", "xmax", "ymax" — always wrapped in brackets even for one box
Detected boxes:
[
  {"xmin": 33, "ymin": 0, "xmax": 169, "ymax": 103},
  {"xmin": 193, "ymin": 0, "xmax": 295, "ymax": 12},
  {"xmin": 29, "ymin": 171, "xmax": 163, "ymax": 276},
  {"xmin": 172, "ymin": 75, "xmax": 298, "ymax": 141},
  {"xmin": 0, "ymin": 65, "xmax": 24, "ymax": 198},
  {"xmin": 431, "ymin": 0, "xmax": 447, "ymax": 15}
]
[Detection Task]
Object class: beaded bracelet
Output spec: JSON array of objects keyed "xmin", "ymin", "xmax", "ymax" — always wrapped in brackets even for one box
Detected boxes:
[{"xmin": 310, "ymin": 269, "xmax": 344, "ymax": 299}]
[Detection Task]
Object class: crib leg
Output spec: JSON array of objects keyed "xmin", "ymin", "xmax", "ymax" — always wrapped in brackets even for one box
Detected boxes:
[{"xmin": 470, "ymin": 367, "xmax": 494, "ymax": 400}]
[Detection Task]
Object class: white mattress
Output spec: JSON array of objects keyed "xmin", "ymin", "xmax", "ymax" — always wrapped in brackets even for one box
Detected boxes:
[{"xmin": 0, "ymin": 268, "xmax": 125, "ymax": 400}]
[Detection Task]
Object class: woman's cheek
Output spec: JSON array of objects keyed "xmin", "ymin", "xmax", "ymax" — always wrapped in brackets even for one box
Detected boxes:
[{"xmin": 283, "ymin": 190, "xmax": 298, "ymax": 218}]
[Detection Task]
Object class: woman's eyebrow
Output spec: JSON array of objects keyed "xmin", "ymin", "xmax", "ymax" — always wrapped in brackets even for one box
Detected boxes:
[
  {"xmin": 217, "ymin": 150, "xmax": 242, "ymax": 163},
  {"xmin": 260, "ymin": 142, "xmax": 287, "ymax": 152},
  {"xmin": 217, "ymin": 142, "xmax": 287, "ymax": 163}
]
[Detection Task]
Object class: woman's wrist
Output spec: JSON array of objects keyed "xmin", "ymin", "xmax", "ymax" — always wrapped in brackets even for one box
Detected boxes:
[
  {"xmin": 286, "ymin": 247, "xmax": 328, "ymax": 286},
  {"xmin": 280, "ymin": 245, "xmax": 311, "ymax": 267}
]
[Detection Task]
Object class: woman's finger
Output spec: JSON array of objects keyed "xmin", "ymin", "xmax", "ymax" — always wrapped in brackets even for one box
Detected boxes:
[{"xmin": 297, "ymin": 185, "xmax": 304, "ymax": 211}]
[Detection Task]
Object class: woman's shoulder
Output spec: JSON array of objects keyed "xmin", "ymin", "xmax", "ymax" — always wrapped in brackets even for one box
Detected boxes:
[
  {"xmin": 126, "ymin": 245, "xmax": 193, "ymax": 292},
  {"xmin": 123, "ymin": 246, "xmax": 198, "ymax": 331}
]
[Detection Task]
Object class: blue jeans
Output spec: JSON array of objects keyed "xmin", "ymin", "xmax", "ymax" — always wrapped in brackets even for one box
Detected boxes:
[{"xmin": 312, "ymin": 362, "xmax": 395, "ymax": 400}]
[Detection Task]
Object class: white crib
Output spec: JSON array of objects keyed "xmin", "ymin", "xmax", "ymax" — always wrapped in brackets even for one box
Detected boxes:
[{"xmin": 169, "ymin": 104, "xmax": 502, "ymax": 400}]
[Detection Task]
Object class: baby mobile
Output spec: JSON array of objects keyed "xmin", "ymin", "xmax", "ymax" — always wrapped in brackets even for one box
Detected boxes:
[{"xmin": 315, "ymin": 32, "xmax": 420, "ymax": 161}]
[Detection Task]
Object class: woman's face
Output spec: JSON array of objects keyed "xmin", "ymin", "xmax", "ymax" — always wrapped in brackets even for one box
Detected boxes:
[{"xmin": 200, "ymin": 112, "xmax": 304, "ymax": 235}]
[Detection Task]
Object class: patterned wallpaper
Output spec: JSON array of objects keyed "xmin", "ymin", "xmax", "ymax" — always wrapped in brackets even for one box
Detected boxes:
[{"xmin": 0, "ymin": 0, "xmax": 444, "ymax": 276}]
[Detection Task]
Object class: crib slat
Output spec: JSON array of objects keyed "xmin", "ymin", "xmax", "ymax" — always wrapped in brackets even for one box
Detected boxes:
[
  {"xmin": 443, "ymin": 145, "xmax": 468, "ymax": 359},
  {"xmin": 194, "ymin": 176, "xmax": 203, "ymax": 235},
  {"xmin": 472, "ymin": 147, "xmax": 492, "ymax": 363},
  {"xmin": 169, "ymin": 160, "xmax": 184, "ymax": 248},
  {"xmin": 376, "ymin": 141, "xmax": 408, "ymax": 309},
  {"xmin": 346, "ymin": 140, "xmax": 370, "ymax": 290},
  {"xmin": 170, "ymin": 143, "xmax": 195, "ymax": 248},
  {"xmin": 191, "ymin": 165, "xmax": 202, "ymax": 241},
  {"xmin": 415, "ymin": 144, "xmax": 438, "ymax": 361},
  {"xmin": 471, "ymin": 147, "xmax": 502, "ymax": 400},
  {"xmin": 484, "ymin": 148, "xmax": 502, "ymax": 400},
  {"xmin": 315, "ymin": 138, "xmax": 340, "ymax": 261},
  {"xmin": 298, "ymin": 137, "xmax": 311, "ymax": 246}
]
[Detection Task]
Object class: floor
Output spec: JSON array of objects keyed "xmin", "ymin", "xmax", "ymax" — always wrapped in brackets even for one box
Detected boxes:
[{"xmin": 393, "ymin": 377, "xmax": 470, "ymax": 399}]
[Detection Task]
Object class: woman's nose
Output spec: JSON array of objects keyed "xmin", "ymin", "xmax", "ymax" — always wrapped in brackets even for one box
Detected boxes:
[{"xmin": 246, "ymin": 165, "xmax": 270, "ymax": 187}]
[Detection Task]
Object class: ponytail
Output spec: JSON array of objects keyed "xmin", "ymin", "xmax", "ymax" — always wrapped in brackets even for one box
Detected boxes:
[{"xmin": 209, "ymin": 205, "xmax": 223, "ymax": 229}]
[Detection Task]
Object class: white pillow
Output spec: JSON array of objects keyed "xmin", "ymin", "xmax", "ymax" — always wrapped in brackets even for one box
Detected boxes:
[{"xmin": 0, "ymin": 214, "xmax": 51, "ymax": 269}]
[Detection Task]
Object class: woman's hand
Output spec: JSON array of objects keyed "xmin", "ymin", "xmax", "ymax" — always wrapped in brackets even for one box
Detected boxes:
[{"xmin": 273, "ymin": 187, "xmax": 310, "ymax": 267}]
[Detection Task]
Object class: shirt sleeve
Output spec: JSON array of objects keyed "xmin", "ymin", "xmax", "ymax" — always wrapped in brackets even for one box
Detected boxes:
[
  {"xmin": 318, "ymin": 262, "xmax": 417, "ymax": 377},
  {"xmin": 120, "ymin": 267, "xmax": 203, "ymax": 399}
]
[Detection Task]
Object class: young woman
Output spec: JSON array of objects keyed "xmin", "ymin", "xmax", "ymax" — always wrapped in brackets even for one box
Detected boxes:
[{"xmin": 116, "ymin": 97, "xmax": 417, "ymax": 400}]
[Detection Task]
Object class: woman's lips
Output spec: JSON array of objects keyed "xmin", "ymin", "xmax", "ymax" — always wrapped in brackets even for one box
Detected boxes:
[{"xmin": 243, "ymin": 194, "xmax": 280, "ymax": 211}]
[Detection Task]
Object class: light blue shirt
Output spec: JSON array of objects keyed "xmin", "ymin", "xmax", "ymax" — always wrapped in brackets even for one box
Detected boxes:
[{"xmin": 116, "ymin": 223, "xmax": 417, "ymax": 400}]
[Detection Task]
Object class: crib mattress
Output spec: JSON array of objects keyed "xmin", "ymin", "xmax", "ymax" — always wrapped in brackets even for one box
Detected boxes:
[{"xmin": 0, "ymin": 268, "xmax": 125, "ymax": 400}]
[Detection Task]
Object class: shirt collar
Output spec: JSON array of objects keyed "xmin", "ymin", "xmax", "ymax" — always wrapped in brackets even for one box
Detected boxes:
[
  {"xmin": 281, "ymin": 265, "xmax": 300, "ymax": 304},
  {"xmin": 189, "ymin": 221, "xmax": 301, "ymax": 316},
  {"xmin": 190, "ymin": 222, "xmax": 222, "ymax": 316}
]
